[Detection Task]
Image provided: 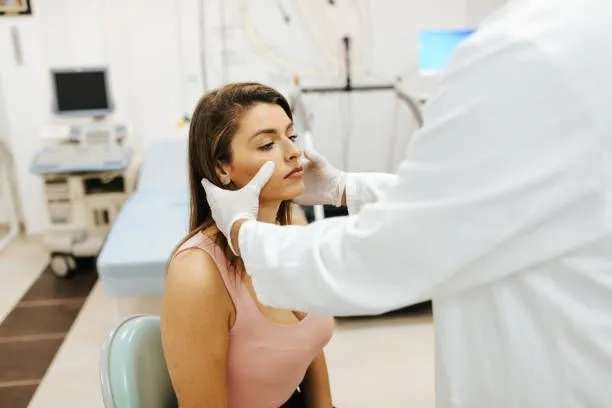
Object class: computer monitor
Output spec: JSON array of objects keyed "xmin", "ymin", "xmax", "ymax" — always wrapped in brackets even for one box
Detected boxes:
[
  {"xmin": 51, "ymin": 68, "xmax": 113, "ymax": 117},
  {"xmin": 419, "ymin": 29, "xmax": 475, "ymax": 74}
]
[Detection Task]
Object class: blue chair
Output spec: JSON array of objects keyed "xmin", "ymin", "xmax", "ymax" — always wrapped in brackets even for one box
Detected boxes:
[{"xmin": 100, "ymin": 315, "xmax": 177, "ymax": 408}]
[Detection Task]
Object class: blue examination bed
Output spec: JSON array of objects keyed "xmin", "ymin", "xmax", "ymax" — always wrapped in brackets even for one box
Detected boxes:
[{"xmin": 97, "ymin": 138, "xmax": 189, "ymax": 296}]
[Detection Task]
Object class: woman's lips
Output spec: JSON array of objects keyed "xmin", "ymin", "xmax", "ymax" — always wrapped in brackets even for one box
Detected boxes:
[{"xmin": 284, "ymin": 166, "xmax": 304, "ymax": 179}]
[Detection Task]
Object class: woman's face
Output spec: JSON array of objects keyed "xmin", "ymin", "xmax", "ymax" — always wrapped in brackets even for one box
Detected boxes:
[{"xmin": 220, "ymin": 103, "xmax": 304, "ymax": 202}]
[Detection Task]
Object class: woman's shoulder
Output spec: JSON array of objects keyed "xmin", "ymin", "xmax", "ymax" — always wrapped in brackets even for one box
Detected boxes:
[
  {"xmin": 174, "ymin": 226, "xmax": 217, "ymax": 252},
  {"xmin": 165, "ymin": 230, "xmax": 235, "ymax": 328},
  {"xmin": 166, "ymin": 230, "xmax": 228, "ymax": 303},
  {"xmin": 165, "ymin": 249, "xmax": 234, "ymax": 324},
  {"xmin": 167, "ymin": 247, "xmax": 222, "ymax": 295}
]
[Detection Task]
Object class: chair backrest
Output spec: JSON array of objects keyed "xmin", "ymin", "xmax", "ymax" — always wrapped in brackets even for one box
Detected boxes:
[{"xmin": 100, "ymin": 315, "xmax": 177, "ymax": 408}]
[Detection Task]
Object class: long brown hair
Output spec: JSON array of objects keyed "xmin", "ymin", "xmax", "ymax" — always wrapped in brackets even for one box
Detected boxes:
[{"xmin": 170, "ymin": 83, "xmax": 294, "ymax": 274}]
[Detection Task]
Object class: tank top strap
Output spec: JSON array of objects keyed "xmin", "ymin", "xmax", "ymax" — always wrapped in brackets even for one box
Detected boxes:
[{"xmin": 172, "ymin": 232, "xmax": 242, "ymax": 306}]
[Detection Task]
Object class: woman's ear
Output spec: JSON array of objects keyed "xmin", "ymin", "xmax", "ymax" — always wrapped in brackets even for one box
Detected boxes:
[{"xmin": 215, "ymin": 162, "xmax": 232, "ymax": 186}]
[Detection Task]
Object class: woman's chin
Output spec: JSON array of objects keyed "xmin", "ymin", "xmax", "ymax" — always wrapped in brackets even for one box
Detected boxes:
[
  {"xmin": 284, "ymin": 182, "xmax": 305, "ymax": 200},
  {"xmin": 261, "ymin": 183, "xmax": 304, "ymax": 202}
]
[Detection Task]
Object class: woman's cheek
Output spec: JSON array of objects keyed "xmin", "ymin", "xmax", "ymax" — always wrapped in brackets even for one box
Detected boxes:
[
  {"xmin": 234, "ymin": 150, "xmax": 283, "ymax": 189},
  {"xmin": 261, "ymin": 170, "xmax": 288, "ymax": 198},
  {"xmin": 240, "ymin": 159, "xmax": 268, "ymax": 183},
  {"xmin": 252, "ymin": 153, "xmax": 284, "ymax": 182}
]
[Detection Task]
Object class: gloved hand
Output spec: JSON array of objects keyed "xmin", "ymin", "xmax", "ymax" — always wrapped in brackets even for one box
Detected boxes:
[
  {"xmin": 201, "ymin": 161, "xmax": 275, "ymax": 255},
  {"xmin": 294, "ymin": 147, "xmax": 347, "ymax": 206}
]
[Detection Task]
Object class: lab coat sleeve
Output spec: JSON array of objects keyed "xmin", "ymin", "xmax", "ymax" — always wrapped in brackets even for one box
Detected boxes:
[
  {"xmin": 344, "ymin": 172, "xmax": 399, "ymax": 214},
  {"xmin": 240, "ymin": 36, "xmax": 605, "ymax": 316}
]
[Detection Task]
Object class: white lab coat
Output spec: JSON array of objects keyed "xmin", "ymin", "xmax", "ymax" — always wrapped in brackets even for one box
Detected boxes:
[{"xmin": 240, "ymin": 1, "xmax": 612, "ymax": 406}]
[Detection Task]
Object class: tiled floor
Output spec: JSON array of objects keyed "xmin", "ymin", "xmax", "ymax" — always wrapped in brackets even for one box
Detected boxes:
[
  {"xmin": 1, "ymin": 234, "xmax": 435, "ymax": 407},
  {"xmin": 0, "ymin": 235, "xmax": 49, "ymax": 323},
  {"xmin": 0, "ymin": 255, "xmax": 97, "ymax": 407},
  {"xmin": 29, "ymin": 284, "xmax": 163, "ymax": 408}
]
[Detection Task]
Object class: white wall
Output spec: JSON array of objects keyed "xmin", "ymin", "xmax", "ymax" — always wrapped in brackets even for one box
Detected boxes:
[
  {"xmin": 467, "ymin": 0, "xmax": 508, "ymax": 25},
  {"xmin": 0, "ymin": 0, "xmax": 505, "ymax": 235},
  {"xmin": 0, "ymin": 17, "xmax": 50, "ymax": 233},
  {"xmin": 0, "ymin": 79, "xmax": 11, "ymax": 224}
]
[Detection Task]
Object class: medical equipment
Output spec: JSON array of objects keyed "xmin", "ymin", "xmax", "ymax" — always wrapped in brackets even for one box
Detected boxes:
[
  {"xmin": 51, "ymin": 67, "xmax": 114, "ymax": 118},
  {"xmin": 29, "ymin": 63, "xmax": 137, "ymax": 277},
  {"xmin": 0, "ymin": 138, "xmax": 19, "ymax": 252},
  {"xmin": 40, "ymin": 120, "xmax": 129, "ymax": 150},
  {"xmin": 31, "ymin": 143, "xmax": 137, "ymax": 277},
  {"xmin": 31, "ymin": 121, "xmax": 132, "ymax": 277},
  {"xmin": 31, "ymin": 120, "xmax": 136, "ymax": 278}
]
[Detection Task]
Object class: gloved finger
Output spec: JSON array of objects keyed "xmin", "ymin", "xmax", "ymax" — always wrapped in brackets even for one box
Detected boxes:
[
  {"xmin": 247, "ymin": 161, "xmax": 276, "ymax": 191},
  {"xmin": 301, "ymin": 130, "xmax": 316, "ymax": 152},
  {"xmin": 304, "ymin": 148, "xmax": 326, "ymax": 166}
]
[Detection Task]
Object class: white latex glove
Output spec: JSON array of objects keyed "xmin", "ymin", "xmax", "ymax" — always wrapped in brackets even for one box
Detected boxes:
[
  {"xmin": 201, "ymin": 161, "xmax": 275, "ymax": 255},
  {"xmin": 294, "ymin": 147, "xmax": 347, "ymax": 206}
]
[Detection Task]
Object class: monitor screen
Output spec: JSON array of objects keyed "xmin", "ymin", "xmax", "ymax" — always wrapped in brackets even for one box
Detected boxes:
[
  {"xmin": 52, "ymin": 69, "xmax": 111, "ymax": 114},
  {"xmin": 419, "ymin": 29, "xmax": 475, "ymax": 74}
]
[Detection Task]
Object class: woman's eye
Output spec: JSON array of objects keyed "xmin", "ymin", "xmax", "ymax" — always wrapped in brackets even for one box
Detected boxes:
[
  {"xmin": 289, "ymin": 134, "xmax": 299, "ymax": 142},
  {"xmin": 258, "ymin": 143, "xmax": 274, "ymax": 151}
]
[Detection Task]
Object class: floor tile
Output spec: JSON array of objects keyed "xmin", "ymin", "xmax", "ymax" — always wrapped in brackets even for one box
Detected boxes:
[
  {"xmin": 0, "ymin": 235, "xmax": 49, "ymax": 323},
  {"xmin": 0, "ymin": 384, "xmax": 39, "ymax": 408},
  {"xmin": 0, "ymin": 337, "xmax": 64, "ymax": 382},
  {"xmin": 29, "ymin": 283, "xmax": 163, "ymax": 408},
  {"xmin": 0, "ymin": 302, "xmax": 83, "ymax": 338},
  {"xmin": 0, "ymin": 235, "xmax": 99, "ymax": 407},
  {"xmin": 22, "ymin": 261, "xmax": 97, "ymax": 301}
]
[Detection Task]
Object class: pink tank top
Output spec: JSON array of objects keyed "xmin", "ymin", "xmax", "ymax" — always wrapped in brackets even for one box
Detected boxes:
[{"xmin": 173, "ymin": 232, "xmax": 334, "ymax": 408}]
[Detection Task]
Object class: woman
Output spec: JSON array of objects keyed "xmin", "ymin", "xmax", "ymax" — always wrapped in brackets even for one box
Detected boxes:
[{"xmin": 161, "ymin": 83, "xmax": 335, "ymax": 408}]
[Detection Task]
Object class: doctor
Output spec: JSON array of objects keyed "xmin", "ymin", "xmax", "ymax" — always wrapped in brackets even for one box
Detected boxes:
[{"xmin": 201, "ymin": 1, "xmax": 612, "ymax": 406}]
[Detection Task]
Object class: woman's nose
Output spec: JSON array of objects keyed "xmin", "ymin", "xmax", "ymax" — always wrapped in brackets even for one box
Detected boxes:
[{"xmin": 284, "ymin": 139, "xmax": 301, "ymax": 162}]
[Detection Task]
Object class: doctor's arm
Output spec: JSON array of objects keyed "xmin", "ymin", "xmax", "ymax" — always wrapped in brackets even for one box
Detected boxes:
[{"xmin": 235, "ymin": 40, "xmax": 602, "ymax": 316}]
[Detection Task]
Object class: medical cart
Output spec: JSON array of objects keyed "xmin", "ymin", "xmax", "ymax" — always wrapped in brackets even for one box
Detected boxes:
[{"xmin": 31, "ymin": 139, "xmax": 138, "ymax": 278}]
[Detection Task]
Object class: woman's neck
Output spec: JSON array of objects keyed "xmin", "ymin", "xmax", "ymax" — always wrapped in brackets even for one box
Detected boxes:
[{"xmin": 257, "ymin": 200, "xmax": 281, "ymax": 224}]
